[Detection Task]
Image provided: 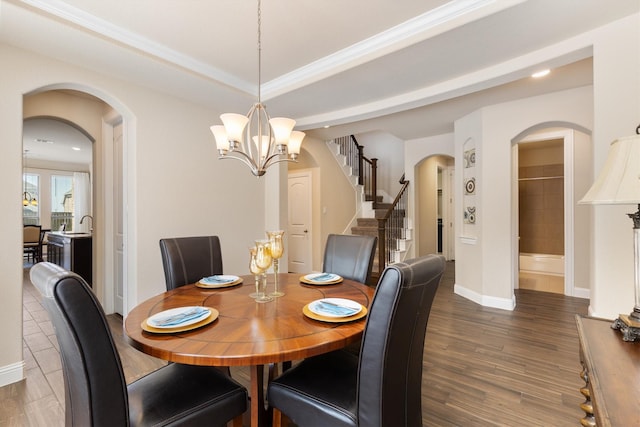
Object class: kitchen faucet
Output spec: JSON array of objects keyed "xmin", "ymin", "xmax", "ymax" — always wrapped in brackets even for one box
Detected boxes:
[{"xmin": 80, "ymin": 215, "xmax": 94, "ymax": 233}]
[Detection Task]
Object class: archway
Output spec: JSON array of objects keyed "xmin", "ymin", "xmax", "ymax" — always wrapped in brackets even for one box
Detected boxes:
[
  {"xmin": 22, "ymin": 86, "xmax": 133, "ymax": 315},
  {"xmin": 511, "ymin": 122, "xmax": 592, "ymax": 299},
  {"xmin": 415, "ymin": 154, "xmax": 455, "ymax": 260}
]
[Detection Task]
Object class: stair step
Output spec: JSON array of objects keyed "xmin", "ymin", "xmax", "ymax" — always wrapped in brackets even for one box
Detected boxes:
[
  {"xmin": 374, "ymin": 209, "xmax": 386, "ymax": 219},
  {"xmin": 374, "ymin": 208, "xmax": 406, "ymax": 219},
  {"xmin": 351, "ymin": 227, "xmax": 378, "ymax": 237},
  {"xmin": 365, "ymin": 195, "xmax": 384, "ymax": 203},
  {"xmin": 356, "ymin": 218, "xmax": 378, "ymax": 227}
]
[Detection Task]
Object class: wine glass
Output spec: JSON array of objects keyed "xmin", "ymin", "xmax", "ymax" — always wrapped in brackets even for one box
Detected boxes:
[
  {"xmin": 266, "ymin": 230, "xmax": 285, "ymax": 297},
  {"xmin": 248, "ymin": 247, "xmax": 263, "ymax": 299},
  {"xmin": 254, "ymin": 240, "xmax": 273, "ymax": 303}
]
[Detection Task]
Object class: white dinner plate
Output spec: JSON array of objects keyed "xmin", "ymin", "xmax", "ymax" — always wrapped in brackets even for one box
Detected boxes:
[
  {"xmin": 308, "ymin": 298, "xmax": 362, "ymax": 318},
  {"xmin": 300, "ymin": 273, "xmax": 343, "ymax": 285},
  {"xmin": 304, "ymin": 273, "xmax": 341, "ymax": 282},
  {"xmin": 199, "ymin": 275, "xmax": 239, "ymax": 285},
  {"xmin": 146, "ymin": 306, "xmax": 211, "ymax": 329}
]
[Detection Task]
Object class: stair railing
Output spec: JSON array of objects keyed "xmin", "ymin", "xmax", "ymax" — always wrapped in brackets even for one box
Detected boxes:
[
  {"xmin": 334, "ymin": 135, "xmax": 409, "ymax": 271},
  {"xmin": 334, "ymin": 135, "xmax": 378, "ymax": 209},
  {"xmin": 377, "ymin": 175, "xmax": 409, "ymax": 271}
]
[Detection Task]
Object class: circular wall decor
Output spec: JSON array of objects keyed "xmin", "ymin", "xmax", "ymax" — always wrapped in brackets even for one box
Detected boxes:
[
  {"xmin": 464, "ymin": 149, "xmax": 476, "ymax": 168},
  {"xmin": 465, "ymin": 178, "xmax": 476, "ymax": 194}
]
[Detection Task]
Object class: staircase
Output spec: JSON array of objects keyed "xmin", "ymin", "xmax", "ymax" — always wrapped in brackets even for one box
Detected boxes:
[{"xmin": 327, "ymin": 136, "xmax": 412, "ymax": 281}]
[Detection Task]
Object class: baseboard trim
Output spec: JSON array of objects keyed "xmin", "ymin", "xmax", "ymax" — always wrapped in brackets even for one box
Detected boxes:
[
  {"xmin": 454, "ymin": 283, "xmax": 516, "ymax": 311},
  {"xmin": 572, "ymin": 286, "xmax": 590, "ymax": 299},
  {"xmin": 0, "ymin": 360, "xmax": 25, "ymax": 387}
]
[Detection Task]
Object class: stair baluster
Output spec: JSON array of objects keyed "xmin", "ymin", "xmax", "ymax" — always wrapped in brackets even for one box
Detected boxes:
[{"xmin": 333, "ymin": 136, "xmax": 410, "ymax": 279}]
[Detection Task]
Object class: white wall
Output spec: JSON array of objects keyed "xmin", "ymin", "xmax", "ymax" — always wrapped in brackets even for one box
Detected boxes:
[
  {"xmin": 451, "ymin": 14, "xmax": 640, "ymax": 316},
  {"xmin": 589, "ymin": 14, "xmax": 640, "ymax": 318},
  {"xmin": 355, "ymin": 131, "xmax": 405, "ymax": 201},
  {"xmin": 454, "ymin": 87, "xmax": 594, "ymax": 309},
  {"xmin": 453, "ymin": 112, "xmax": 488, "ymax": 305},
  {"xmin": 0, "ymin": 43, "xmax": 267, "ymax": 385},
  {"xmin": 294, "ymin": 136, "xmax": 357, "ymax": 270}
]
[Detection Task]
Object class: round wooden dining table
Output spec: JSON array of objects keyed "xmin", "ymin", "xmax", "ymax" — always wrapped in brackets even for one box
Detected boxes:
[{"xmin": 124, "ymin": 273, "xmax": 375, "ymax": 427}]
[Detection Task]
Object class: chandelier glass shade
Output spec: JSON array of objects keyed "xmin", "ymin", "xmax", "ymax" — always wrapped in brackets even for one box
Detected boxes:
[
  {"xmin": 210, "ymin": 0, "xmax": 304, "ymax": 177},
  {"xmin": 22, "ymin": 150, "xmax": 37, "ymax": 206}
]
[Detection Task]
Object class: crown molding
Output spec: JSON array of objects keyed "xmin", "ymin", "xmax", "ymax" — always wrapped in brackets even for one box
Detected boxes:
[
  {"xmin": 294, "ymin": 38, "xmax": 593, "ymax": 129},
  {"xmin": 19, "ymin": 0, "xmax": 255, "ymax": 95},
  {"xmin": 261, "ymin": 0, "xmax": 525, "ymax": 99},
  {"xmin": 19, "ymin": 0, "xmax": 523, "ymax": 100}
]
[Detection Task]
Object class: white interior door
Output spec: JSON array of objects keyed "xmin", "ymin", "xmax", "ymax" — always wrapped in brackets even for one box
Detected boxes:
[
  {"xmin": 114, "ymin": 123, "xmax": 124, "ymax": 314},
  {"xmin": 288, "ymin": 172, "xmax": 312, "ymax": 273},
  {"xmin": 444, "ymin": 165, "xmax": 455, "ymax": 260}
]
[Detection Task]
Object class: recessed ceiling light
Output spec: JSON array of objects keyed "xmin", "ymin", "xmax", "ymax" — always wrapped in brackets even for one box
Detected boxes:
[
  {"xmin": 532, "ymin": 69, "xmax": 550, "ymax": 78},
  {"xmin": 324, "ymin": 125, "xmax": 330, "ymax": 128},
  {"xmin": 71, "ymin": 147, "xmax": 81, "ymax": 151}
]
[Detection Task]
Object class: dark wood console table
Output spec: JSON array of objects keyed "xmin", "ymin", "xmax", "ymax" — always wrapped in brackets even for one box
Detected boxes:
[{"xmin": 575, "ymin": 315, "xmax": 640, "ymax": 426}]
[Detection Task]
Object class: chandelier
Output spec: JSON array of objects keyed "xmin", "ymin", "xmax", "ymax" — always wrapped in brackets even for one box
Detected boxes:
[
  {"xmin": 210, "ymin": 0, "xmax": 304, "ymax": 177},
  {"xmin": 22, "ymin": 150, "xmax": 38, "ymax": 207}
]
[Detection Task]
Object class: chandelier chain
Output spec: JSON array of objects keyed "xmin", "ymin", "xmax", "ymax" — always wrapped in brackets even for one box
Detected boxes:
[{"xmin": 257, "ymin": 0, "xmax": 262, "ymax": 104}]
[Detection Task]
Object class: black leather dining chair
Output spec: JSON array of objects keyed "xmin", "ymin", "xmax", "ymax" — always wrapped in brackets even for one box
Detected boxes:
[
  {"xmin": 268, "ymin": 254, "xmax": 446, "ymax": 427},
  {"xmin": 159, "ymin": 236, "xmax": 224, "ymax": 290},
  {"xmin": 30, "ymin": 262, "xmax": 247, "ymax": 427},
  {"xmin": 323, "ymin": 234, "xmax": 377, "ymax": 285}
]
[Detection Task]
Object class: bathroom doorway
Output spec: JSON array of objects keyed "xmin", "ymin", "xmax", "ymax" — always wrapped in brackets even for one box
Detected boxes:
[
  {"xmin": 514, "ymin": 127, "xmax": 592, "ymax": 298},
  {"xmin": 517, "ymin": 138, "xmax": 565, "ymax": 293}
]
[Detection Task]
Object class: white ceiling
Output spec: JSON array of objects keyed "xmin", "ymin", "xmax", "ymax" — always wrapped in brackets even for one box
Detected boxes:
[
  {"xmin": 4, "ymin": 0, "xmax": 639, "ymax": 160},
  {"xmin": 23, "ymin": 117, "xmax": 93, "ymax": 166}
]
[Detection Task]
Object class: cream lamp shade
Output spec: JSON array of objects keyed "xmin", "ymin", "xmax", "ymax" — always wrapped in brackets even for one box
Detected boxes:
[
  {"xmin": 580, "ymin": 133, "xmax": 640, "ymax": 341},
  {"xmin": 579, "ymin": 135, "xmax": 640, "ymax": 205}
]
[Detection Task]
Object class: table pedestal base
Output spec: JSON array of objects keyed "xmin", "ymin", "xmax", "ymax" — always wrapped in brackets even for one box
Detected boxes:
[{"xmin": 249, "ymin": 364, "xmax": 283, "ymax": 427}]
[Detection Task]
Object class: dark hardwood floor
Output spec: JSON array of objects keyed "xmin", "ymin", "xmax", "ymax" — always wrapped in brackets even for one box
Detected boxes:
[{"xmin": 2, "ymin": 261, "xmax": 588, "ymax": 426}]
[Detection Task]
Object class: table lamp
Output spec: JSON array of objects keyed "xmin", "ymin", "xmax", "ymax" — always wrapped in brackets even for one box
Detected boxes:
[{"xmin": 579, "ymin": 128, "xmax": 640, "ymax": 341}]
